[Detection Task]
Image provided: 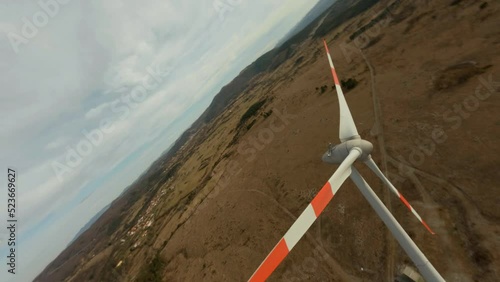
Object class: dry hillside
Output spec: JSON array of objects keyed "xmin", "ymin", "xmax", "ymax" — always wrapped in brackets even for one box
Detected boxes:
[{"xmin": 36, "ymin": 0, "xmax": 500, "ymax": 281}]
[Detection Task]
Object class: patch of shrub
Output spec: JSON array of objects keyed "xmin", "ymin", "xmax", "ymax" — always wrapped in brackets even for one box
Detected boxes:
[
  {"xmin": 349, "ymin": 1, "xmax": 405, "ymax": 40},
  {"xmin": 262, "ymin": 109, "xmax": 273, "ymax": 119},
  {"xmin": 341, "ymin": 78, "xmax": 358, "ymax": 91},
  {"xmin": 294, "ymin": 56, "xmax": 304, "ymax": 67},
  {"xmin": 433, "ymin": 62, "xmax": 487, "ymax": 91},
  {"xmin": 362, "ymin": 34, "xmax": 384, "ymax": 49},
  {"xmin": 246, "ymin": 119, "xmax": 256, "ymax": 130},
  {"xmin": 238, "ymin": 99, "xmax": 267, "ymax": 127},
  {"xmin": 319, "ymin": 85, "xmax": 328, "ymax": 94},
  {"xmin": 137, "ymin": 253, "xmax": 166, "ymax": 282},
  {"xmin": 106, "ymin": 215, "xmax": 124, "ymax": 236}
]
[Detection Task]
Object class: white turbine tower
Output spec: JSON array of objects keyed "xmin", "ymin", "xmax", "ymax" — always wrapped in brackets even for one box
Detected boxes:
[{"xmin": 248, "ymin": 40, "xmax": 445, "ymax": 282}]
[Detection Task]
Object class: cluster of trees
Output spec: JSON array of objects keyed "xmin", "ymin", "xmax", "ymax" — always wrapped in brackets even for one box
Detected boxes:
[
  {"xmin": 316, "ymin": 78, "xmax": 358, "ymax": 94},
  {"xmin": 238, "ymin": 99, "xmax": 267, "ymax": 127},
  {"xmin": 341, "ymin": 78, "xmax": 358, "ymax": 90},
  {"xmin": 316, "ymin": 85, "xmax": 329, "ymax": 94}
]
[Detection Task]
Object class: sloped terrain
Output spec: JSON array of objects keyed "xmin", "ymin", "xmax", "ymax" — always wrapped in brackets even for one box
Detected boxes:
[{"xmin": 36, "ymin": 0, "xmax": 500, "ymax": 281}]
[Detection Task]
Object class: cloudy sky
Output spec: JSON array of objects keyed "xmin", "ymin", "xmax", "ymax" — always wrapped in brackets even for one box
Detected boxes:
[{"xmin": 0, "ymin": 0, "xmax": 320, "ymax": 280}]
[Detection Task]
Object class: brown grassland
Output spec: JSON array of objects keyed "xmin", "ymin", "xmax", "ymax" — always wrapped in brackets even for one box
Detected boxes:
[{"xmin": 36, "ymin": 0, "xmax": 500, "ymax": 281}]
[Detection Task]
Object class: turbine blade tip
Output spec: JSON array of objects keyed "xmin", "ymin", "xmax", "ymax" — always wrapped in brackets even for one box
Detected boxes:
[{"xmin": 422, "ymin": 221, "xmax": 435, "ymax": 235}]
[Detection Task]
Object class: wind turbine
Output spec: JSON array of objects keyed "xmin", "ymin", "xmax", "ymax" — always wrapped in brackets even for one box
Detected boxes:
[{"xmin": 248, "ymin": 40, "xmax": 445, "ymax": 282}]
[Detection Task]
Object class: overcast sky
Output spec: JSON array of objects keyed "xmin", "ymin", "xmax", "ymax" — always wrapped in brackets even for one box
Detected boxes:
[{"xmin": 0, "ymin": 0, "xmax": 321, "ymax": 281}]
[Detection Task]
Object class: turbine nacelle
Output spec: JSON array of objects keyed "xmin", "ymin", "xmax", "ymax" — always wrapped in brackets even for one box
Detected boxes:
[{"xmin": 322, "ymin": 139, "xmax": 373, "ymax": 164}]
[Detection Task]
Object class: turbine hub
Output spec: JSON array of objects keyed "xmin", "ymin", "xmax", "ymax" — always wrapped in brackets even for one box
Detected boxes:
[{"xmin": 322, "ymin": 139, "xmax": 373, "ymax": 164}]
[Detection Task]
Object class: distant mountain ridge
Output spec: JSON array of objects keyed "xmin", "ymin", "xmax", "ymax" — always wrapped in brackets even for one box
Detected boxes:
[
  {"xmin": 276, "ymin": 0, "xmax": 336, "ymax": 47},
  {"xmin": 67, "ymin": 203, "xmax": 111, "ymax": 247},
  {"xmin": 93, "ymin": 0, "xmax": 382, "ymax": 227}
]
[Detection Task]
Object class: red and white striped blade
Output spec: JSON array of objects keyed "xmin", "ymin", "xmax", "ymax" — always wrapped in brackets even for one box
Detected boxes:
[
  {"xmin": 248, "ymin": 149, "xmax": 361, "ymax": 282},
  {"xmin": 323, "ymin": 39, "xmax": 360, "ymax": 142},
  {"xmin": 364, "ymin": 157, "xmax": 435, "ymax": 234}
]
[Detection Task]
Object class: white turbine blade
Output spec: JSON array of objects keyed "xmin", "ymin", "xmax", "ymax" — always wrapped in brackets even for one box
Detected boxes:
[
  {"xmin": 364, "ymin": 157, "xmax": 435, "ymax": 234},
  {"xmin": 248, "ymin": 149, "xmax": 361, "ymax": 282},
  {"xmin": 350, "ymin": 168, "xmax": 445, "ymax": 282},
  {"xmin": 323, "ymin": 39, "xmax": 360, "ymax": 142}
]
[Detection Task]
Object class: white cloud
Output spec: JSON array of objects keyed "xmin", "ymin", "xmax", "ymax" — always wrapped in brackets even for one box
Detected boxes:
[
  {"xmin": 84, "ymin": 102, "xmax": 110, "ymax": 120},
  {"xmin": 44, "ymin": 136, "xmax": 69, "ymax": 150}
]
